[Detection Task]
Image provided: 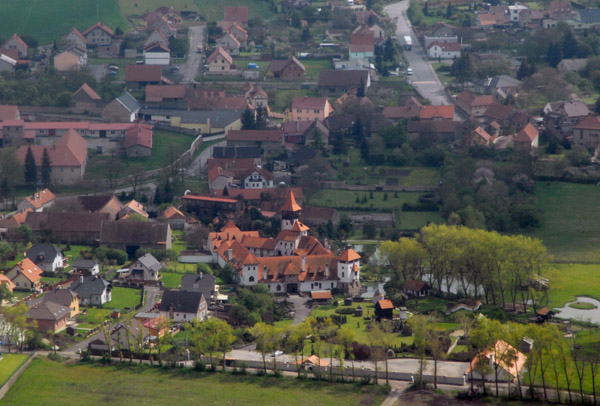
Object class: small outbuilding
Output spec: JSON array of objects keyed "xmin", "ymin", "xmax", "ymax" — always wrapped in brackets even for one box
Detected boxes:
[
  {"xmin": 375, "ymin": 299, "xmax": 394, "ymax": 321},
  {"xmin": 310, "ymin": 290, "xmax": 332, "ymax": 304},
  {"xmin": 404, "ymin": 280, "xmax": 431, "ymax": 298}
]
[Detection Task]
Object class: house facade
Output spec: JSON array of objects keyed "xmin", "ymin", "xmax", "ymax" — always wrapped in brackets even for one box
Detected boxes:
[
  {"xmin": 82, "ymin": 22, "xmax": 114, "ymax": 46},
  {"xmin": 159, "ymin": 289, "xmax": 208, "ymax": 322},
  {"xmin": 207, "ymin": 47, "xmax": 234, "ymax": 73},
  {"xmin": 292, "ymin": 97, "xmax": 333, "ymax": 122},
  {"xmin": 267, "ymin": 56, "xmax": 305, "ymax": 80},
  {"xmin": 427, "ymin": 42, "xmax": 461, "ymax": 59}
]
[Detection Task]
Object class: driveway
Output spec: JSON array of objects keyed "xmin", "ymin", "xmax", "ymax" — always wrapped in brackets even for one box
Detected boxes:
[
  {"xmin": 287, "ymin": 295, "xmax": 311, "ymax": 325},
  {"xmin": 385, "ymin": 1, "xmax": 453, "ymax": 107},
  {"xmin": 186, "ymin": 138, "xmax": 226, "ymax": 177},
  {"xmin": 180, "ymin": 25, "xmax": 205, "ymax": 83}
]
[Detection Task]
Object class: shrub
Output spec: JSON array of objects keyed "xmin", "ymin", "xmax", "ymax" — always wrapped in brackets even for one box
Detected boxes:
[
  {"xmin": 351, "ymin": 342, "xmax": 371, "ymax": 360},
  {"xmin": 80, "ymin": 350, "xmax": 92, "ymax": 362},
  {"xmin": 194, "ymin": 360, "xmax": 206, "ymax": 371},
  {"xmin": 334, "ymin": 307, "xmax": 356, "ymax": 315}
]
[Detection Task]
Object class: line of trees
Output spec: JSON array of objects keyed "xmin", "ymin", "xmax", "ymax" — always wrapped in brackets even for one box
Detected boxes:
[{"xmin": 381, "ymin": 224, "xmax": 549, "ymax": 311}]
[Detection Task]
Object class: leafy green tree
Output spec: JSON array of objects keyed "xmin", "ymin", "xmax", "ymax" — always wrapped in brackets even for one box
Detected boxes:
[
  {"xmin": 547, "ymin": 42, "xmax": 562, "ymax": 67},
  {"xmin": 241, "ymin": 108, "xmax": 256, "ymax": 130},
  {"xmin": 24, "ymin": 146, "xmax": 37, "ymax": 185},
  {"xmin": 41, "ymin": 147, "xmax": 52, "ymax": 188},
  {"xmin": 561, "ymin": 30, "xmax": 578, "ymax": 59}
]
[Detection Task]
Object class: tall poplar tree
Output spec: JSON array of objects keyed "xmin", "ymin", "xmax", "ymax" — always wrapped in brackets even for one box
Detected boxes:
[
  {"xmin": 41, "ymin": 147, "xmax": 52, "ymax": 188},
  {"xmin": 24, "ymin": 146, "xmax": 37, "ymax": 185}
]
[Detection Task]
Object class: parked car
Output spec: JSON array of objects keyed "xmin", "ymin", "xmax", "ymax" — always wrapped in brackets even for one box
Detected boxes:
[
  {"xmin": 107, "ymin": 70, "xmax": 117, "ymax": 76},
  {"xmin": 271, "ymin": 350, "xmax": 283, "ymax": 357},
  {"xmin": 247, "ymin": 63, "xmax": 259, "ymax": 69},
  {"xmin": 406, "ymin": 68, "xmax": 413, "ymax": 75},
  {"xmin": 170, "ymin": 65, "xmax": 180, "ymax": 71},
  {"xmin": 108, "ymin": 64, "xmax": 119, "ymax": 71}
]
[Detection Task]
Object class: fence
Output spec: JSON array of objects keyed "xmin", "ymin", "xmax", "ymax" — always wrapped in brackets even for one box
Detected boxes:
[{"xmin": 0, "ymin": 352, "xmax": 35, "ymax": 400}]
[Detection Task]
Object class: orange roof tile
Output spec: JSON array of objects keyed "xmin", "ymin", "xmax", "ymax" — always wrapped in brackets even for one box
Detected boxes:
[
  {"xmin": 311, "ymin": 291, "xmax": 333, "ymax": 300},
  {"xmin": 377, "ymin": 299, "xmax": 394, "ymax": 309},
  {"xmin": 15, "ymin": 258, "xmax": 43, "ymax": 283},
  {"xmin": 281, "ymin": 190, "xmax": 302, "ymax": 212},
  {"xmin": 514, "ymin": 123, "xmax": 538, "ymax": 143},
  {"xmin": 164, "ymin": 206, "xmax": 185, "ymax": 220},
  {"xmin": 338, "ymin": 248, "xmax": 360, "ymax": 262}
]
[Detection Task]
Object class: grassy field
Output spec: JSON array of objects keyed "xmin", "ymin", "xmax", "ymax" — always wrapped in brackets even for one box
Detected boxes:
[
  {"xmin": 161, "ymin": 272, "xmax": 182, "ymax": 289},
  {"xmin": 119, "ymin": 0, "xmax": 198, "ymax": 16},
  {"xmin": 3, "ymin": 357, "xmax": 388, "ymax": 405},
  {"xmin": 0, "ymin": 354, "xmax": 29, "ymax": 387},
  {"xmin": 0, "ymin": 0, "xmax": 128, "ymax": 44},
  {"xmin": 400, "ymin": 211, "xmax": 444, "ymax": 230},
  {"xmin": 105, "ymin": 287, "xmax": 142, "ymax": 310},
  {"xmin": 528, "ymin": 182, "xmax": 600, "ymax": 262},
  {"xmin": 545, "ymin": 263, "xmax": 600, "ymax": 308},
  {"xmin": 85, "ymin": 130, "xmax": 199, "ymax": 179},
  {"xmin": 331, "ymin": 150, "xmax": 441, "ymax": 187},
  {"xmin": 311, "ymin": 189, "xmax": 420, "ymax": 211},
  {"xmin": 193, "ymin": 0, "xmax": 275, "ymax": 21},
  {"xmin": 310, "ymin": 302, "xmax": 414, "ymax": 347}
]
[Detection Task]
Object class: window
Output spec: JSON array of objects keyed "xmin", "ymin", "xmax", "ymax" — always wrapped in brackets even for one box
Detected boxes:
[
  {"xmin": 342, "ymin": 272, "xmax": 344, "ymax": 278},
  {"xmin": 314, "ymin": 109, "xmax": 320, "ymax": 114},
  {"xmin": 277, "ymin": 285, "xmax": 281, "ymax": 291},
  {"xmin": 249, "ymin": 276, "xmax": 255, "ymax": 282}
]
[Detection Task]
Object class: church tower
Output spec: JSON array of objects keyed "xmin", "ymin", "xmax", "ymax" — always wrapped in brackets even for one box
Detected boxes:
[{"xmin": 280, "ymin": 190, "xmax": 302, "ymax": 231}]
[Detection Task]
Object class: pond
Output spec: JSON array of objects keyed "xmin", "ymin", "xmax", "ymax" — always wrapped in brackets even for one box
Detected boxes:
[
  {"xmin": 361, "ymin": 278, "xmax": 389, "ymax": 298},
  {"xmin": 554, "ymin": 296, "xmax": 600, "ymax": 324}
]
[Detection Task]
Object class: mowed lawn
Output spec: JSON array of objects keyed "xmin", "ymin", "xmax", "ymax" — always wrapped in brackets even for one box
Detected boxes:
[
  {"xmin": 0, "ymin": 354, "xmax": 29, "ymax": 387},
  {"xmin": 119, "ymin": 0, "xmax": 198, "ymax": 16},
  {"xmin": 192, "ymin": 0, "xmax": 275, "ymax": 21},
  {"xmin": 0, "ymin": 0, "xmax": 127, "ymax": 44},
  {"xmin": 105, "ymin": 287, "xmax": 142, "ymax": 310},
  {"xmin": 311, "ymin": 189, "xmax": 420, "ymax": 210},
  {"xmin": 3, "ymin": 358, "xmax": 389, "ymax": 406},
  {"xmin": 528, "ymin": 182, "xmax": 600, "ymax": 262},
  {"xmin": 545, "ymin": 263, "xmax": 600, "ymax": 308}
]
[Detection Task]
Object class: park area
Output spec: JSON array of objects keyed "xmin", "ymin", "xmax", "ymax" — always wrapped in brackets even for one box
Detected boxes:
[
  {"xmin": 2, "ymin": 357, "xmax": 389, "ymax": 406},
  {"xmin": 528, "ymin": 182, "xmax": 600, "ymax": 262},
  {"xmin": 0, "ymin": 354, "xmax": 29, "ymax": 388}
]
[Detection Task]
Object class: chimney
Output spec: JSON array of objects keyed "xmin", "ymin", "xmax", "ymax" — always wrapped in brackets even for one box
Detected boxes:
[
  {"xmin": 227, "ymin": 249, "xmax": 233, "ymax": 261},
  {"xmin": 302, "ymin": 255, "xmax": 306, "ymax": 273},
  {"xmin": 199, "ymin": 271, "xmax": 203, "ymax": 279},
  {"xmin": 79, "ymin": 275, "xmax": 84, "ymax": 284},
  {"xmin": 325, "ymin": 263, "xmax": 330, "ymax": 278}
]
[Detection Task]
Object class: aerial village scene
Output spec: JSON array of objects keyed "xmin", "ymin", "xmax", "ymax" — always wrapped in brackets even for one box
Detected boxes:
[{"xmin": 1, "ymin": 0, "xmax": 600, "ymax": 404}]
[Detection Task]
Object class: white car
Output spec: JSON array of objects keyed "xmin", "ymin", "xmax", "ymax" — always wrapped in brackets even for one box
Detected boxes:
[
  {"xmin": 271, "ymin": 350, "xmax": 283, "ymax": 357},
  {"xmin": 406, "ymin": 68, "xmax": 413, "ymax": 75}
]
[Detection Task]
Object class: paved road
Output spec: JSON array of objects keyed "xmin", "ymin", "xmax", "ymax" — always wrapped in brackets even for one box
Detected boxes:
[
  {"xmin": 186, "ymin": 138, "xmax": 226, "ymax": 177},
  {"xmin": 180, "ymin": 25, "xmax": 205, "ymax": 83},
  {"xmin": 385, "ymin": 1, "xmax": 453, "ymax": 107},
  {"xmin": 287, "ymin": 295, "xmax": 311, "ymax": 325}
]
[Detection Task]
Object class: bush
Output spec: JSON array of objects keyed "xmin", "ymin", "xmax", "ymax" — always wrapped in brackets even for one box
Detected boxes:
[
  {"xmin": 194, "ymin": 360, "xmax": 206, "ymax": 371},
  {"xmin": 95, "ymin": 247, "xmax": 127, "ymax": 265},
  {"xmin": 48, "ymin": 352, "xmax": 64, "ymax": 362},
  {"xmin": 351, "ymin": 342, "xmax": 371, "ymax": 360},
  {"xmin": 80, "ymin": 350, "xmax": 92, "ymax": 362},
  {"xmin": 335, "ymin": 307, "xmax": 356, "ymax": 315}
]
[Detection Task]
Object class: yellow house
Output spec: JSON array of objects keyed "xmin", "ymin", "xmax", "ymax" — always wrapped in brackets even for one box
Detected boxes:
[
  {"xmin": 169, "ymin": 110, "xmax": 242, "ymax": 134},
  {"xmin": 42, "ymin": 289, "xmax": 80, "ymax": 319},
  {"xmin": 206, "ymin": 46, "xmax": 234, "ymax": 73}
]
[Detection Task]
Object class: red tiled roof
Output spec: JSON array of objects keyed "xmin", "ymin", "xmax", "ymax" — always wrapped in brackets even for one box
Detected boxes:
[
  {"xmin": 4, "ymin": 34, "xmax": 28, "ymax": 51},
  {"xmin": 377, "ymin": 299, "xmax": 394, "ymax": 309},
  {"xmin": 0, "ymin": 105, "xmax": 19, "ymax": 121},
  {"xmin": 227, "ymin": 129, "xmax": 284, "ymax": 143},
  {"xmin": 125, "ymin": 65, "xmax": 162, "ymax": 82},
  {"xmin": 419, "ymin": 105, "xmax": 455, "ymax": 120},
  {"xmin": 146, "ymin": 84, "xmax": 186, "ymax": 102},
  {"xmin": 125, "ymin": 123, "xmax": 153, "ymax": 150},
  {"xmin": 292, "ymin": 97, "xmax": 328, "ymax": 110},
  {"xmin": 224, "ymin": 6, "xmax": 249, "ymax": 23},
  {"xmin": 207, "ymin": 47, "xmax": 233, "ymax": 65},
  {"xmin": 574, "ymin": 115, "xmax": 600, "ymax": 130},
  {"xmin": 280, "ymin": 190, "xmax": 302, "ymax": 212},
  {"xmin": 514, "ymin": 123, "xmax": 538, "ymax": 143},
  {"xmin": 164, "ymin": 206, "xmax": 185, "ymax": 220},
  {"xmin": 457, "ymin": 91, "xmax": 493, "ymax": 107},
  {"xmin": 404, "ymin": 279, "xmax": 428, "ymax": 292},
  {"xmin": 472, "ymin": 127, "xmax": 491, "ymax": 143},
  {"xmin": 182, "ymin": 194, "xmax": 238, "ymax": 204},
  {"xmin": 82, "ymin": 22, "xmax": 115, "ymax": 37},
  {"xmin": 428, "ymin": 41, "xmax": 461, "ymax": 52},
  {"xmin": 14, "ymin": 258, "xmax": 43, "ymax": 283},
  {"xmin": 69, "ymin": 27, "xmax": 87, "ymax": 44},
  {"xmin": 311, "ymin": 291, "xmax": 332, "ymax": 300},
  {"xmin": 338, "ymin": 248, "xmax": 360, "ymax": 262},
  {"xmin": 75, "ymin": 83, "xmax": 101, "ymax": 101},
  {"xmin": 17, "ymin": 130, "xmax": 87, "ymax": 167}
]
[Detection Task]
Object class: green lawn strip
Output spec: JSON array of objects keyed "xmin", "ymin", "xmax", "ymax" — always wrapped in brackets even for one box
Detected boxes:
[
  {"xmin": 310, "ymin": 189, "xmax": 419, "ymax": 211},
  {"xmin": 119, "ymin": 0, "xmax": 198, "ymax": 17},
  {"xmin": 104, "ymin": 287, "xmax": 142, "ymax": 310},
  {"xmin": 0, "ymin": 354, "xmax": 30, "ymax": 387},
  {"xmin": 399, "ymin": 211, "xmax": 444, "ymax": 230},
  {"xmin": 3, "ymin": 357, "xmax": 388, "ymax": 406},
  {"xmin": 545, "ymin": 263, "xmax": 600, "ymax": 308},
  {"xmin": 192, "ymin": 0, "xmax": 275, "ymax": 21},
  {"xmin": 527, "ymin": 182, "xmax": 600, "ymax": 262},
  {"xmin": 40, "ymin": 277, "xmax": 62, "ymax": 285},
  {"xmin": 78, "ymin": 308, "xmax": 113, "ymax": 325},
  {"xmin": 161, "ymin": 272, "xmax": 183, "ymax": 289},
  {"xmin": 85, "ymin": 129, "xmax": 198, "ymax": 180},
  {"xmin": 309, "ymin": 302, "xmax": 413, "ymax": 347},
  {"xmin": 0, "ymin": 0, "xmax": 127, "ymax": 44}
]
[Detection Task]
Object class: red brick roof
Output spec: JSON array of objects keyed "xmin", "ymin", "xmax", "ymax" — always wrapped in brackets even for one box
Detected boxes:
[
  {"xmin": 125, "ymin": 65, "xmax": 162, "ymax": 82},
  {"xmin": 69, "ymin": 27, "xmax": 87, "ymax": 44},
  {"xmin": 75, "ymin": 83, "xmax": 101, "ymax": 101},
  {"xmin": 419, "ymin": 105, "xmax": 455, "ymax": 120},
  {"xmin": 4, "ymin": 34, "xmax": 28, "ymax": 51},
  {"xmin": 457, "ymin": 91, "xmax": 493, "ymax": 107},
  {"xmin": 377, "ymin": 299, "xmax": 394, "ymax": 309},
  {"xmin": 514, "ymin": 123, "xmax": 538, "ymax": 143},
  {"xmin": 17, "ymin": 130, "xmax": 87, "ymax": 167},
  {"xmin": 164, "ymin": 206, "xmax": 185, "ymax": 220},
  {"xmin": 125, "ymin": 123, "xmax": 153, "ymax": 149},
  {"xmin": 281, "ymin": 190, "xmax": 302, "ymax": 212},
  {"xmin": 338, "ymin": 248, "xmax": 360, "ymax": 262},
  {"xmin": 146, "ymin": 84, "xmax": 187, "ymax": 102},
  {"xmin": 226, "ymin": 129, "xmax": 284, "ymax": 143},
  {"xmin": 207, "ymin": 47, "xmax": 233, "ymax": 65},
  {"xmin": 182, "ymin": 194, "xmax": 238, "ymax": 204},
  {"xmin": 14, "ymin": 258, "xmax": 43, "ymax": 283},
  {"xmin": 0, "ymin": 104, "xmax": 19, "ymax": 121},
  {"xmin": 311, "ymin": 291, "xmax": 332, "ymax": 300},
  {"xmin": 292, "ymin": 97, "xmax": 328, "ymax": 110},
  {"xmin": 574, "ymin": 115, "xmax": 600, "ymax": 130},
  {"xmin": 82, "ymin": 22, "xmax": 114, "ymax": 37},
  {"xmin": 428, "ymin": 41, "xmax": 461, "ymax": 52}
]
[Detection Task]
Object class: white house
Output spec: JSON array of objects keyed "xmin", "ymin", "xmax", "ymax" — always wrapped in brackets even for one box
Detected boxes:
[
  {"xmin": 242, "ymin": 168, "xmax": 273, "ymax": 189},
  {"xmin": 26, "ymin": 244, "xmax": 65, "ymax": 274},
  {"xmin": 128, "ymin": 253, "xmax": 162, "ymax": 281},
  {"xmin": 158, "ymin": 290, "xmax": 208, "ymax": 322},
  {"xmin": 427, "ymin": 42, "xmax": 461, "ymax": 59}
]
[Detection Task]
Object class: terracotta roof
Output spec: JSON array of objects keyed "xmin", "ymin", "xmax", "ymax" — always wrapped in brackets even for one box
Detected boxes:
[
  {"xmin": 125, "ymin": 123, "xmax": 153, "ymax": 149},
  {"xmin": 145, "ymin": 84, "xmax": 186, "ymax": 102},
  {"xmin": 207, "ymin": 47, "xmax": 233, "ymax": 65},
  {"xmin": 182, "ymin": 194, "xmax": 238, "ymax": 204},
  {"xmin": 383, "ymin": 104, "xmax": 423, "ymax": 119},
  {"xmin": 0, "ymin": 274, "xmax": 15, "ymax": 291},
  {"xmin": 13, "ymin": 258, "xmax": 43, "ymax": 283},
  {"xmin": 17, "ymin": 130, "xmax": 87, "ymax": 168},
  {"xmin": 514, "ymin": 123, "xmax": 538, "ymax": 143},
  {"xmin": 467, "ymin": 340, "xmax": 527, "ymax": 379},
  {"xmin": 144, "ymin": 42, "xmax": 170, "ymax": 52},
  {"xmin": 296, "ymin": 355, "xmax": 330, "ymax": 367},
  {"xmin": 318, "ymin": 70, "xmax": 369, "ymax": 88},
  {"xmin": 74, "ymin": 83, "xmax": 101, "ymax": 101},
  {"xmin": 281, "ymin": 190, "xmax": 302, "ymax": 212},
  {"xmin": 125, "ymin": 65, "xmax": 162, "ymax": 82},
  {"xmin": 12, "ymin": 208, "xmax": 33, "ymax": 225},
  {"xmin": 291, "ymin": 220, "xmax": 310, "ymax": 232},
  {"xmin": 122, "ymin": 199, "xmax": 148, "ymax": 218},
  {"xmin": 311, "ymin": 291, "xmax": 332, "ymax": 300},
  {"xmin": 574, "ymin": 115, "xmax": 600, "ymax": 130},
  {"xmin": 483, "ymin": 103, "xmax": 513, "ymax": 120},
  {"xmin": 99, "ymin": 221, "xmax": 170, "ymax": 245},
  {"xmin": 21, "ymin": 189, "xmax": 56, "ymax": 210},
  {"xmin": 292, "ymin": 97, "xmax": 328, "ymax": 110},
  {"xmin": 457, "ymin": 91, "xmax": 493, "ymax": 107},
  {"xmin": 268, "ymin": 56, "xmax": 305, "ymax": 74},
  {"xmin": 227, "ymin": 129, "xmax": 284, "ymax": 143},
  {"xmin": 538, "ymin": 307, "xmax": 552, "ymax": 316},
  {"xmin": 4, "ymin": 34, "xmax": 28, "ymax": 51},
  {"xmin": 471, "ymin": 127, "xmax": 492, "ymax": 143},
  {"xmin": 224, "ymin": 6, "xmax": 249, "ymax": 23},
  {"xmin": 377, "ymin": 299, "xmax": 394, "ymax": 309},
  {"xmin": 419, "ymin": 105, "xmax": 455, "ymax": 120},
  {"xmin": 241, "ymin": 236, "xmax": 278, "ymax": 250},
  {"xmin": 338, "ymin": 248, "xmax": 360, "ymax": 262},
  {"xmin": 0, "ymin": 105, "xmax": 20, "ymax": 121},
  {"xmin": 277, "ymin": 230, "xmax": 301, "ymax": 242},
  {"xmin": 164, "ymin": 206, "xmax": 185, "ymax": 220},
  {"xmin": 214, "ymin": 187, "xmax": 303, "ymax": 202},
  {"xmin": 82, "ymin": 22, "xmax": 115, "ymax": 37}
]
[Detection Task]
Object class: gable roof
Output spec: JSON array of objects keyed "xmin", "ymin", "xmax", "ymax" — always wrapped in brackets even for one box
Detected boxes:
[
  {"xmin": 311, "ymin": 290, "xmax": 332, "ymax": 300},
  {"xmin": 73, "ymin": 83, "xmax": 101, "ymax": 101},
  {"xmin": 67, "ymin": 27, "xmax": 87, "ymax": 44},
  {"xmin": 12, "ymin": 258, "xmax": 43, "ymax": 283},
  {"xmin": 483, "ymin": 103, "xmax": 513, "ymax": 121},
  {"xmin": 17, "ymin": 130, "xmax": 88, "ymax": 167},
  {"xmin": 457, "ymin": 91, "xmax": 494, "ymax": 107},
  {"xmin": 574, "ymin": 114, "xmax": 600, "ymax": 130},
  {"xmin": 377, "ymin": 299, "xmax": 394, "ymax": 309},
  {"xmin": 115, "ymin": 92, "xmax": 141, "ymax": 113},
  {"xmin": 218, "ymin": 32, "xmax": 241, "ymax": 47},
  {"xmin": 207, "ymin": 47, "xmax": 233, "ymax": 65},
  {"xmin": 78, "ymin": 195, "xmax": 121, "ymax": 212},
  {"xmin": 428, "ymin": 41, "xmax": 461, "ymax": 52},
  {"xmin": 268, "ymin": 56, "xmax": 306, "ymax": 74},
  {"xmin": 26, "ymin": 244, "xmax": 63, "ymax": 265},
  {"xmin": 70, "ymin": 275, "xmax": 111, "ymax": 298},
  {"xmin": 125, "ymin": 65, "xmax": 162, "ymax": 82},
  {"xmin": 227, "ymin": 129, "xmax": 284, "ymax": 143},
  {"xmin": 338, "ymin": 248, "xmax": 360, "ymax": 262},
  {"xmin": 99, "ymin": 221, "xmax": 170, "ymax": 245},
  {"xmin": 159, "ymin": 289, "xmax": 205, "ymax": 313},
  {"xmin": 419, "ymin": 105, "xmax": 455, "ymax": 120},
  {"xmin": 471, "ymin": 126, "xmax": 492, "ymax": 143},
  {"xmin": 4, "ymin": 34, "xmax": 28, "ymax": 51},
  {"xmin": 281, "ymin": 190, "xmax": 302, "ymax": 212},
  {"xmin": 21, "ymin": 189, "xmax": 56, "ymax": 210},
  {"xmin": 125, "ymin": 123, "xmax": 153, "ymax": 150},
  {"xmin": 514, "ymin": 123, "xmax": 538, "ymax": 143},
  {"xmin": 82, "ymin": 22, "xmax": 114, "ymax": 37},
  {"xmin": 467, "ymin": 340, "xmax": 527, "ymax": 379},
  {"xmin": 180, "ymin": 273, "xmax": 216, "ymax": 298},
  {"xmin": 42, "ymin": 289, "xmax": 78, "ymax": 307},
  {"xmin": 28, "ymin": 301, "xmax": 70, "ymax": 321},
  {"xmin": 404, "ymin": 279, "xmax": 429, "ymax": 292},
  {"xmin": 0, "ymin": 104, "xmax": 20, "ymax": 121},
  {"xmin": 292, "ymin": 97, "xmax": 328, "ymax": 110},
  {"xmin": 164, "ymin": 206, "xmax": 185, "ymax": 220},
  {"xmin": 136, "ymin": 253, "xmax": 162, "ymax": 272},
  {"xmin": 25, "ymin": 211, "xmax": 109, "ymax": 233},
  {"xmin": 146, "ymin": 84, "xmax": 187, "ymax": 102}
]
